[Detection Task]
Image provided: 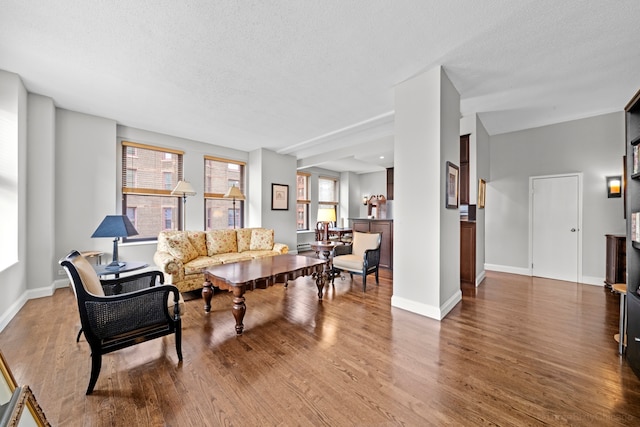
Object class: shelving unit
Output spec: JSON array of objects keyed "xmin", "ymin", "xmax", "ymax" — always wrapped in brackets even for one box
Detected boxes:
[{"xmin": 625, "ymin": 88, "xmax": 640, "ymax": 376}]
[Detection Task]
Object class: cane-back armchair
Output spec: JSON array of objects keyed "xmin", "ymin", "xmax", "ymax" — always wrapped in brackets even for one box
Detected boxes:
[
  {"xmin": 331, "ymin": 231, "xmax": 382, "ymax": 291},
  {"xmin": 60, "ymin": 250, "xmax": 182, "ymax": 395}
]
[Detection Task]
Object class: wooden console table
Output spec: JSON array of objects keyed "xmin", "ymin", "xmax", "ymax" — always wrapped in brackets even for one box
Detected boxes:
[{"xmin": 202, "ymin": 255, "xmax": 327, "ymax": 334}]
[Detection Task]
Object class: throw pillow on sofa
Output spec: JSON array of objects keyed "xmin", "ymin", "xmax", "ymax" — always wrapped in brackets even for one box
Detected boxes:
[
  {"xmin": 236, "ymin": 228, "xmax": 252, "ymax": 252},
  {"xmin": 165, "ymin": 234, "xmax": 199, "ymax": 263},
  {"xmin": 250, "ymin": 228, "xmax": 274, "ymax": 251},
  {"xmin": 187, "ymin": 231, "xmax": 208, "ymax": 256},
  {"xmin": 206, "ymin": 229, "xmax": 238, "ymax": 255}
]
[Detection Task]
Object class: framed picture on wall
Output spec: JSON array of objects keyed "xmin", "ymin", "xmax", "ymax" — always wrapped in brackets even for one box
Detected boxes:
[
  {"xmin": 0, "ymin": 352, "xmax": 50, "ymax": 426},
  {"xmin": 478, "ymin": 178, "xmax": 486, "ymax": 209},
  {"xmin": 445, "ymin": 161, "xmax": 459, "ymax": 209},
  {"xmin": 271, "ymin": 184, "xmax": 289, "ymax": 210}
]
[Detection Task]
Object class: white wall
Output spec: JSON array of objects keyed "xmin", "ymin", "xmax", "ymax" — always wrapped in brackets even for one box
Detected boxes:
[
  {"xmin": 487, "ymin": 112, "xmax": 625, "ymax": 283},
  {"xmin": 55, "ymin": 110, "xmax": 118, "ymax": 271},
  {"xmin": 27, "ymin": 94, "xmax": 56, "ymax": 289},
  {"xmin": 249, "ymin": 148, "xmax": 298, "ymax": 251}
]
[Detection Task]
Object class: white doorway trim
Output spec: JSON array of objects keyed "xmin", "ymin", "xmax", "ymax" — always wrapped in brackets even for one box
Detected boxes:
[{"xmin": 528, "ymin": 173, "xmax": 583, "ymax": 283}]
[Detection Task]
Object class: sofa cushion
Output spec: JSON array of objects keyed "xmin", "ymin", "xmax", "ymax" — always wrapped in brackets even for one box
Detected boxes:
[
  {"xmin": 212, "ymin": 252, "xmax": 253, "ymax": 264},
  {"xmin": 165, "ymin": 234, "xmax": 199, "ymax": 263},
  {"xmin": 187, "ymin": 231, "xmax": 208, "ymax": 257},
  {"xmin": 333, "ymin": 254, "xmax": 364, "ymax": 272},
  {"xmin": 243, "ymin": 250, "xmax": 279, "ymax": 259},
  {"xmin": 206, "ymin": 229, "xmax": 238, "ymax": 255},
  {"xmin": 184, "ymin": 256, "xmax": 222, "ymax": 275},
  {"xmin": 250, "ymin": 228, "xmax": 274, "ymax": 251},
  {"xmin": 236, "ymin": 228, "xmax": 252, "ymax": 252}
]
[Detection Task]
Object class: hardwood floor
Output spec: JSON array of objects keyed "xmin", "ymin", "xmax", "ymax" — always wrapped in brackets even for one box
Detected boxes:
[{"xmin": 2, "ymin": 267, "xmax": 640, "ymax": 426}]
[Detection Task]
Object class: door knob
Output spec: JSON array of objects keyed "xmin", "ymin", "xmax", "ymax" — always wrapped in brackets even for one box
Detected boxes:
[{"xmin": 570, "ymin": 228, "xmax": 576, "ymax": 232}]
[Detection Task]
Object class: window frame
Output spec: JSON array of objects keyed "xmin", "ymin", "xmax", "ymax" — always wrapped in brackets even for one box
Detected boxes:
[
  {"xmin": 296, "ymin": 172, "xmax": 310, "ymax": 231},
  {"xmin": 203, "ymin": 155, "xmax": 246, "ymax": 230},
  {"xmin": 121, "ymin": 141, "xmax": 184, "ymax": 242}
]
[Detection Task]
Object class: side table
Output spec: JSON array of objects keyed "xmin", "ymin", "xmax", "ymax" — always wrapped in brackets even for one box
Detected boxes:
[
  {"xmin": 309, "ymin": 241, "xmax": 342, "ymax": 282},
  {"xmin": 93, "ymin": 261, "xmax": 148, "ymax": 278}
]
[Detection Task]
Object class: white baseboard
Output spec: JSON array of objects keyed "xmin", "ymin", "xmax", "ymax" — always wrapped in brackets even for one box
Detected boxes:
[
  {"xmin": 485, "ymin": 264, "xmax": 605, "ymax": 287},
  {"xmin": 485, "ymin": 263, "xmax": 531, "ymax": 276},
  {"xmin": 581, "ymin": 275, "xmax": 605, "ymax": 287},
  {"xmin": 0, "ymin": 294, "xmax": 27, "ymax": 333},
  {"xmin": 476, "ymin": 270, "xmax": 486, "ymax": 287},
  {"xmin": 0, "ymin": 282, "xmax": 60, "ymax": 333},
  {"xmin": 391, "ymin": 289, "xmax": 462, "ymax": 321}
]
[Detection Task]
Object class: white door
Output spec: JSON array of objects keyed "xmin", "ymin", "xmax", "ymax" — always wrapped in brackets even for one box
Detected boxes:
[{"xmin": 531, "ymin": 174, "xmax": 580, "ymax": 282}]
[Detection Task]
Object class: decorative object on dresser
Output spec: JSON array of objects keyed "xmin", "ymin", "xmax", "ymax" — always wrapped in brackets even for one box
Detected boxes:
[
  {"xmin": 90, "ymin": 215, "xmax": 139, "ymax": 270},
  {"xmin": 332, "ymin": 231, "xmax": 382, "ymax": 291},
  {"xmin": 624, "ymin": 88, "xmax": 640, "ymax": 378},
  {"xmin": 364, "ymin": 195, "xmax": 387, "ymax": 219},
  {"xmin": 59, "ymin": 250, "xmax": 182, "ymax": 395}
]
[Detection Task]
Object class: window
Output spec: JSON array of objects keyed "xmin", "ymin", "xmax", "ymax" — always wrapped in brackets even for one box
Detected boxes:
[
  {"xmin": 204, "ymin": 156, "xmax": 246, "ymax": 229},
  {"xmin": 318, "ymin": 176, "xmax": 338, "ymax": 223},
  {"xmin": 296, "ymin": 172, "xmax": 310, "ymax": 230},
  {"xmin": 122, "ymin": 141, "xmax": 184, "ymax": 241}
]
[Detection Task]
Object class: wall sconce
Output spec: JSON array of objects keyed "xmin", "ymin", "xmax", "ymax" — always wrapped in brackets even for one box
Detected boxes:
[
  {"xmin": 607, "ymin": 175, "xmax": 622, "ymax": 198},
  {"xmin": 362, "ymin": 195, "xmax": 369, "ymax": 205}
]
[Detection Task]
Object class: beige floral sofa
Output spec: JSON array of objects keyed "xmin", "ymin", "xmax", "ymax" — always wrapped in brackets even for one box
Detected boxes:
[{"xmin": 153, "ymin": 228, "xmax": 288, "ymax": 293}]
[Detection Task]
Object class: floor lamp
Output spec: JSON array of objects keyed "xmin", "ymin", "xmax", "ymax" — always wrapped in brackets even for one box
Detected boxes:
[
  {"xmin": 223, "ymin": 185, "xmax": 245, "ymax": 229},
  {"xmin": 171, "ymin": 180, "xmax": 196, "ymax": 230}
]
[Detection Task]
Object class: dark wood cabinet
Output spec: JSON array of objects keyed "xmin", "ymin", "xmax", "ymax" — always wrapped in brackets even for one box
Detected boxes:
[
  {"xmin": 350, "ymin": 219, "xmax": 393, "ymax": 269},
  {"xmin": 625, "ymin": 89, "xmax": 640, "ymax": 377},
  {"xmin": 460, "ymin": 135, "xmax": 470, "ymax": 205},
  {"xmin": 605, "ymin": 234, "xmax": 626, "ymax": 288},
  {"xmin": 460, "ymin": 221, "xmax": 476, "ymax": 285}
]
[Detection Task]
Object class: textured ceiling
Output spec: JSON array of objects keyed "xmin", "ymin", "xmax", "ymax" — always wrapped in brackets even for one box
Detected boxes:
[{"xmin": 2, "ymin": 1, "xmax": 640, "ymax": 173}]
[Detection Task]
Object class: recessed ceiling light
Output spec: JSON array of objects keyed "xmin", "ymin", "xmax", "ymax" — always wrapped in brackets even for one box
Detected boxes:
[{"xmin": 379, "ymin": 156, "xmax": 384, "ymax": 159}]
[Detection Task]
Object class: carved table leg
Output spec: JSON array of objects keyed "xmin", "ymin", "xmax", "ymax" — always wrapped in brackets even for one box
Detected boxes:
[
  {"xmin": 202, "ymin": 281, "xmax": 214, "ymax": 313},
  {"xmin": 232, "ymin": 286, "xmax": 246, "ymax": 335},
  {"xmin": 315, "ymin": 266, "xmax": 326, "ymax": 299}
]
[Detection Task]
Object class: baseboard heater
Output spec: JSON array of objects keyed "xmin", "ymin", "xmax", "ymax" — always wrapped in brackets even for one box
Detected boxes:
[{"xmin": 296, "ymin": 243, "xmax": 311, "ymax": 252}]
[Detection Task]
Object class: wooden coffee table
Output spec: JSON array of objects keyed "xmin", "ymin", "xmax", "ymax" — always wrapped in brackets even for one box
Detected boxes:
[{"xmin": 202, "ymin": 254, "xmax": 327, "ymax": 334}]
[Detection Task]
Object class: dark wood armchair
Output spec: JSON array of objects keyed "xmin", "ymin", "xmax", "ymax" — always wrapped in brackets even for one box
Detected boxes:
[
  {"xmin": 59, "ymin": 250, "xmax": 182, "ymax": 395},
  {"xmin": 331, "ymin": 232, "xmax": 382, "ymax": 291}
]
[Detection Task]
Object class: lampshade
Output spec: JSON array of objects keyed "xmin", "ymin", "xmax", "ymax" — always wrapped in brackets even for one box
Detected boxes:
[
  {"xmin": 223, "ymin": 185, "xmax": 245, "ymax": 200},
  {"xmin": 91, "ymin": 215, "xmax": 138, "ymax": 268},
  {"xmin": 171, "ymin": 180, "xmax": 196, "ymax": 196},
  {"xmin": 91, "ymin": 215, "xmax": 138, "ymax": 238},
  {"xmin": 317, "ymin": 207, "xmax": 336, "ymax": 223}
]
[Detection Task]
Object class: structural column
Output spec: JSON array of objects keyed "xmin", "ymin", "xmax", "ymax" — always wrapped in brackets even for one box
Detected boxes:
[{"xmin": 391, "ymin": 66, "xmax": 461, "ymax": 320}]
